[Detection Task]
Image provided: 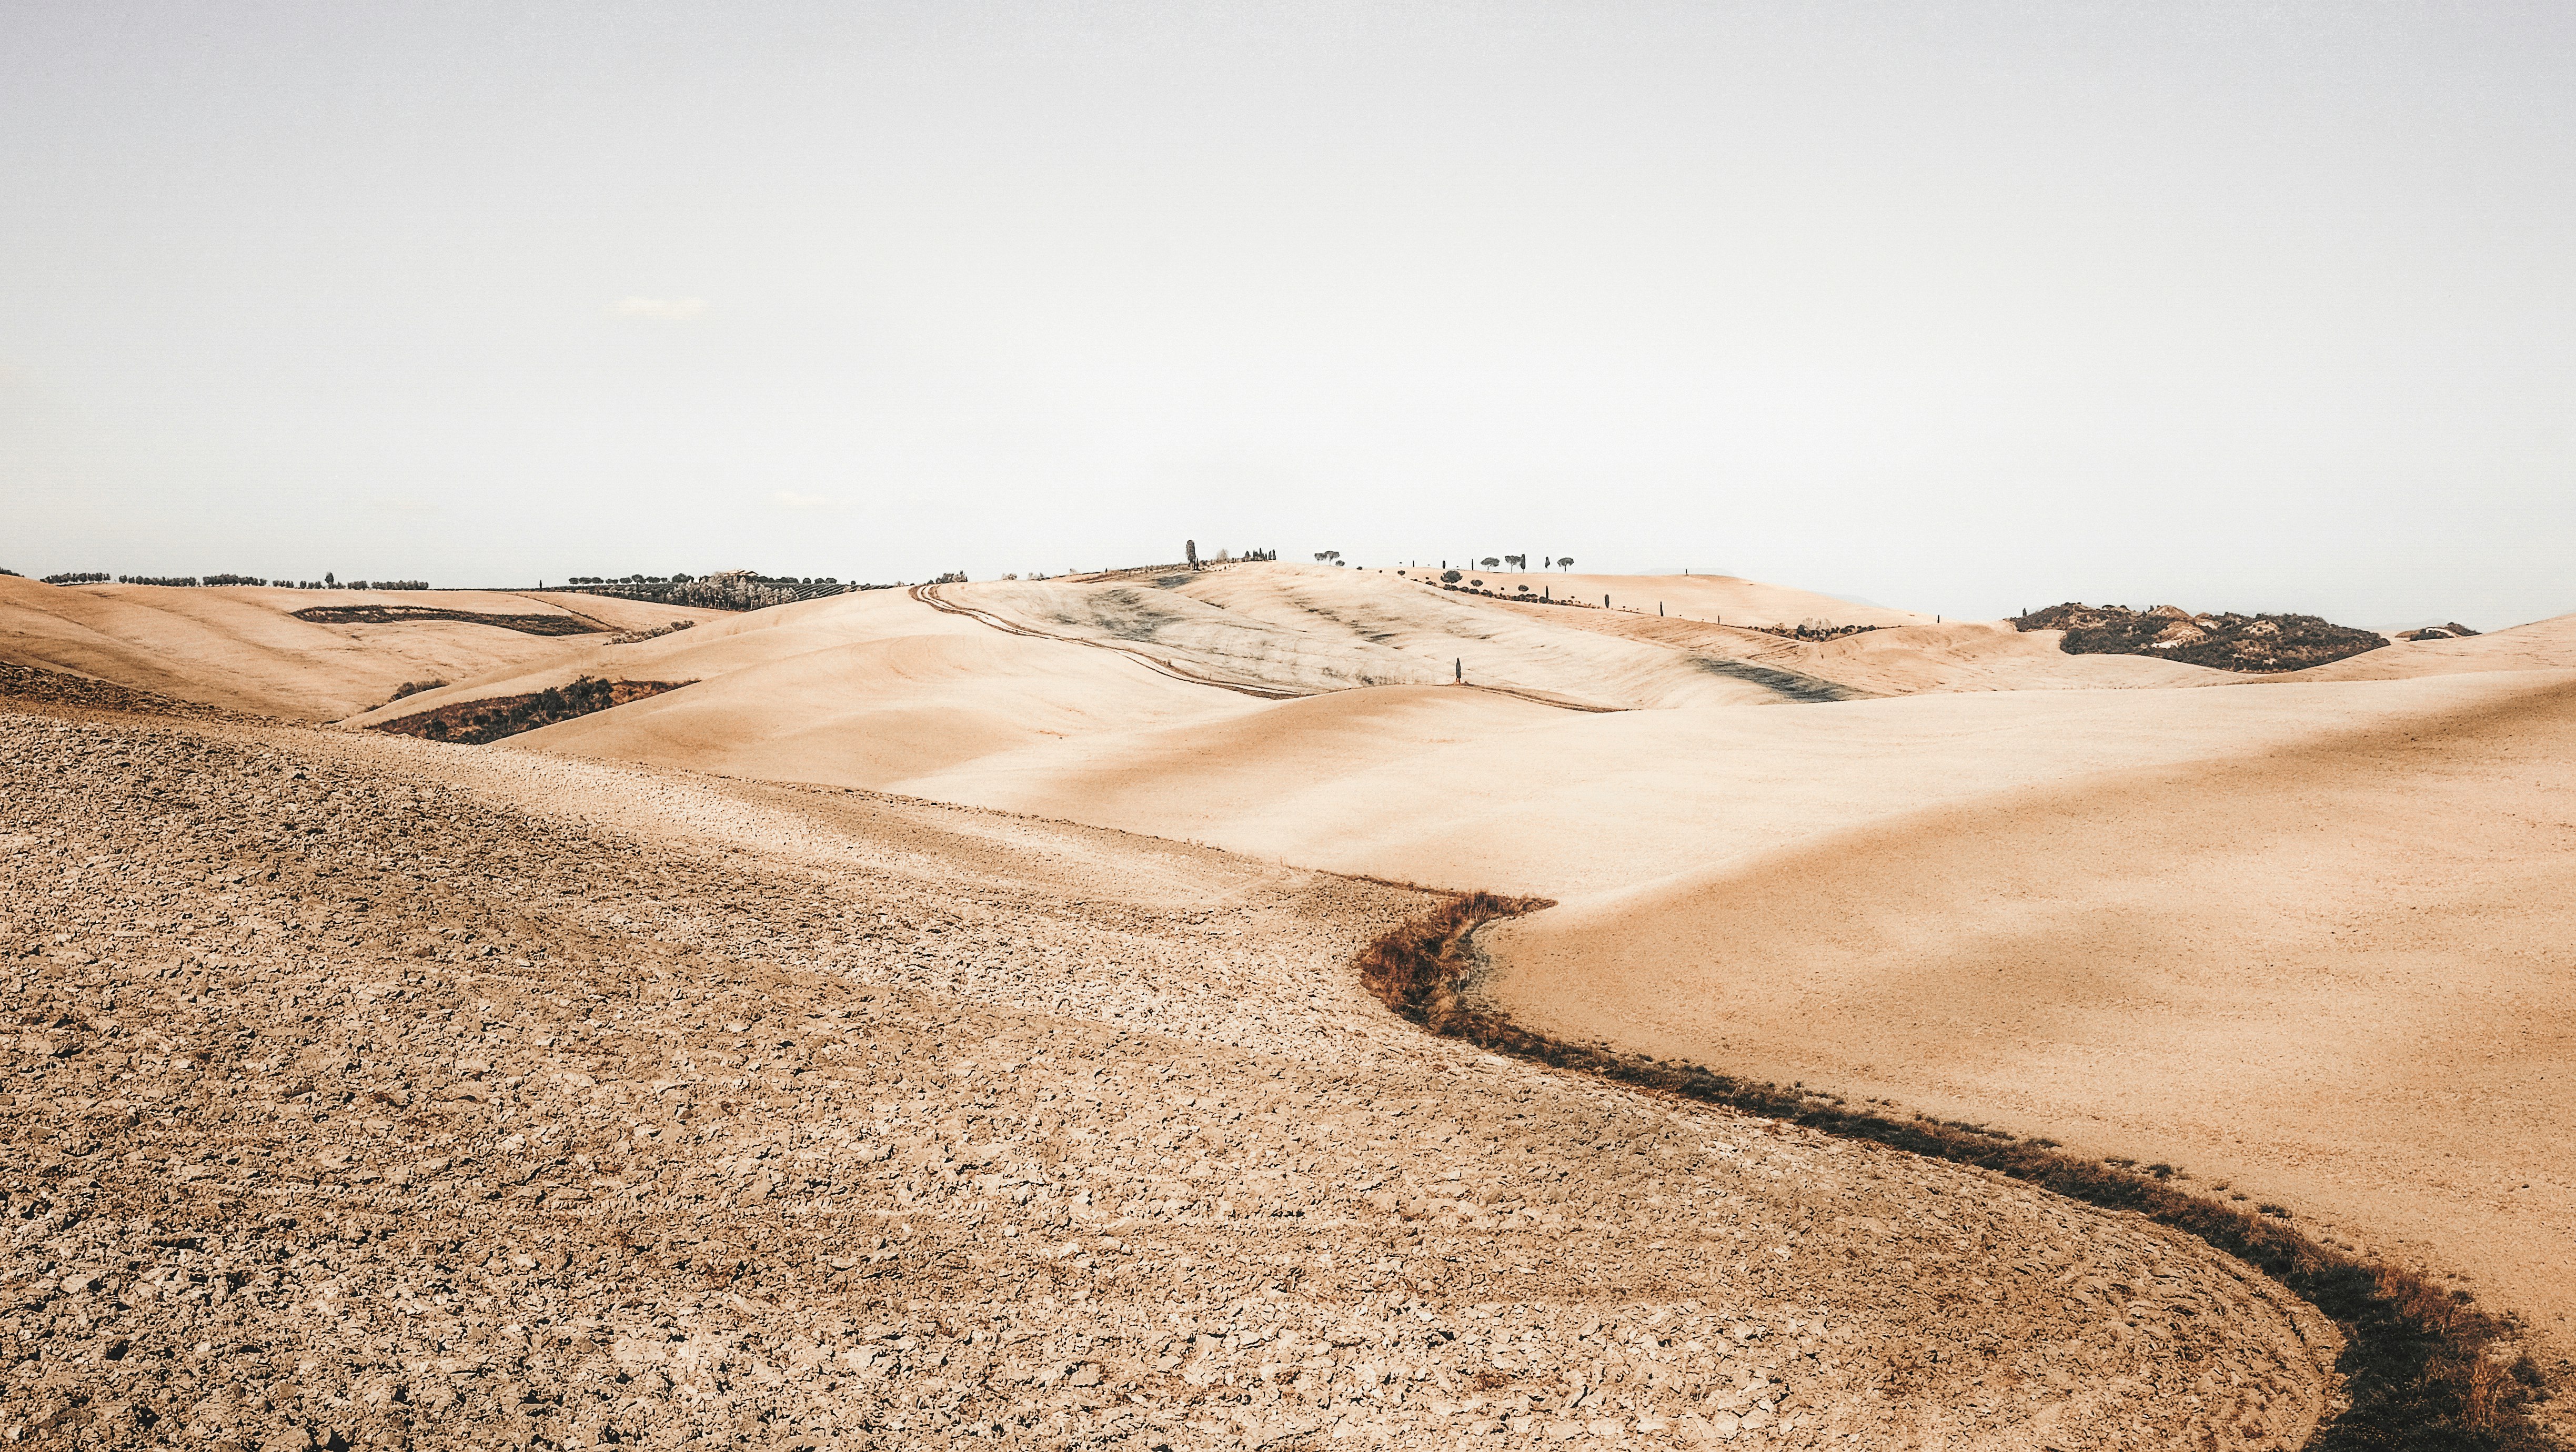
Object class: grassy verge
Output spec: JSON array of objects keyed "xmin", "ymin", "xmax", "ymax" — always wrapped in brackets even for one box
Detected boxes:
[{"xmin": 1354, "ymin": 892, "xmax": 2558, "ymax": 1452}]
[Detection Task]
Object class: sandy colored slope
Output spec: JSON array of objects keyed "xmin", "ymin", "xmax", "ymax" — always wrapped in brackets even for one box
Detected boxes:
[
  {"xmin": 960, "ymin": 566, "xmax": 1855, "ymax": 709},
  {"xmin": 340, "ymin": 567, "xmax": 2252, "ymax": 801},
  {"xmin": 2261, "ymin": 610, "xmax": 2576, "ymax": 682},
  {"xmin": 519, "ymin": 626, "xmax": 1257, "ymax": 786},
  {"xmin": 0, "ymin": 576, "xmax": 723, "ymax": 721},
  {"xmin": 1773, "ymin": 621, "xmax": 2226, "ymax": 693},
  {"xmin": 349, "ymin": 568, "xmax": 1856, "ymax": 798},
  {"xmin": 898, "ymin": 683, "xmax": 1576, "ymax": 853},
  {"xmin": 16, "ymin": 560, "xmax": 2571, "ymax": 1422},
  {"xmin": 1394, "ymin": 567, "xmax": 1932, "ymax": 629},
  {"xmin": 509, "ymin": 590, "xmax": 738, "ymax": 632},
  {"xmin": 237, "ymin": 561, "xmax": 2576, "ymax": 1359},
  {"xmin": 0, "ymin": 704, "xmax": 2347, "ymax": 1450},
  {"xmin": 337, "ymin": 586, "xmax": 1262, "ymax": 787},
  {"xmin": 1475, "ymin": 672, "xmax": 2576, "ymax": 1349},
  {"xmin": 904, "ymin": 671, "xmax": 2547, "ymax": 898},
  {"xmin": 338, "ymin": 587, "xmax": 954, "ymax": 729},
  {"xmin": 971, "ymin": 565, "xmax": 2278, "ymax": 704},
  {"xmin": 1473, "ymin": 605, "xmax": 2225, "ymax": 696}
]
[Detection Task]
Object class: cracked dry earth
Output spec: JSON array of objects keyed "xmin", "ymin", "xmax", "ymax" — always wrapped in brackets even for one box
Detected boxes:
[{"xmin": 0, "ymin": 693, "xmax": 2343, "ymax": 1451}]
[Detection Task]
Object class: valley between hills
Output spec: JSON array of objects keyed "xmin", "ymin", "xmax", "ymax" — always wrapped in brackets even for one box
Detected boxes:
[{"xmin": 4, "ymin": 563, "xmax": 2570, "ymax": 1450}]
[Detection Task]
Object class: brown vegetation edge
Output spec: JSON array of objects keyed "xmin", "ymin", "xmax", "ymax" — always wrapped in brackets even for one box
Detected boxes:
[
  {"xmin": 1354, "ymin": 891, "xmax": 2559, "ymax": 1452},
  {"xmin": 366, "ymin": 678, "xmax": 690, "ymax": 744},
  {"xmin": 289, "ymin": 603, "xmax": 609, "ymax": 636}
]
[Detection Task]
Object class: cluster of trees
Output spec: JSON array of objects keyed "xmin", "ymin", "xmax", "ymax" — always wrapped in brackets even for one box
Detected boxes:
[
  {"xmin": 2017, "ymin": 602, "xmax": 2386, "ymax": 672},
  {"xmin": 1185, "ymin": 543, "xmax": 1274, "ymax": 569},
  {"xmin": 1471, "ymin": 554, "xmax": 1571, "ymax": 571},
  {"xmin": 1412, "ymin": 566, "xmax": 1566, "ymax": 589},
  {"xmin": 1739, "ymin": 619, "xmax": 1884, "ymax": 642},
  {"xmin": 1410, "ymin": 569, "xmax": 1605, "ymax": 609},
  {"xmin": 416, "ymin": 676, "xmax": 625, "ymax": 744},
  {"xmin": 562, "ymin": 570, "xmax": 867, "ymax": 610},
  {"xmin": 37, "ymin": 571, "xmax": 430, "ymax": 589},
  {"xmin": 568, "ymin": 572, "xmax": 852, "ymax": 587}
]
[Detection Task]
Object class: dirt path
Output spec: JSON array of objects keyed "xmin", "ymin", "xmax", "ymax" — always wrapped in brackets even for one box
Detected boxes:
[{"xmin": 0, "ymin": 699, "xmax": 2344, "ymax": 1450}]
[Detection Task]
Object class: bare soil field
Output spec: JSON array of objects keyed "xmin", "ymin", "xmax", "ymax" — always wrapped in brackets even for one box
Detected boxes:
[
  {"xmin": 0, "ymin": 687, "xmax": 2347, "ymax": 1450},
  {"xmin": 9, "ymin": 566, "xmax": 2576, "ymax": 1447}
]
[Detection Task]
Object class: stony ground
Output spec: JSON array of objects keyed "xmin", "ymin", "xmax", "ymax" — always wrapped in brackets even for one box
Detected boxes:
[{"xmin": 0, "ymin": 687, "xmax": 2343, "ymax": 1451}]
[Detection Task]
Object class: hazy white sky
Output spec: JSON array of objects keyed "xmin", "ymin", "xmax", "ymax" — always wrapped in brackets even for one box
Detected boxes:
[{"xmin": 4, "ymin": 2, "xmax": 2569, "ymax": 626}]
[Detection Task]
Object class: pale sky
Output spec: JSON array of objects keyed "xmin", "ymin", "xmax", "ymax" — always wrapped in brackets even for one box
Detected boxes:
[{"xmin": 4, "ymin": 2, "xmax": 2570, "ymax": 627}]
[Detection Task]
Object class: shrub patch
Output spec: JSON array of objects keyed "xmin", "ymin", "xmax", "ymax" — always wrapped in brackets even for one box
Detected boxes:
[
  {"xmin": 368, "ymin": 676, "xmax": 689, "ymax": 744},
  {"xmin": 2015, "ymin": 602, "xmax": 2386, "ymax": 672}
]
